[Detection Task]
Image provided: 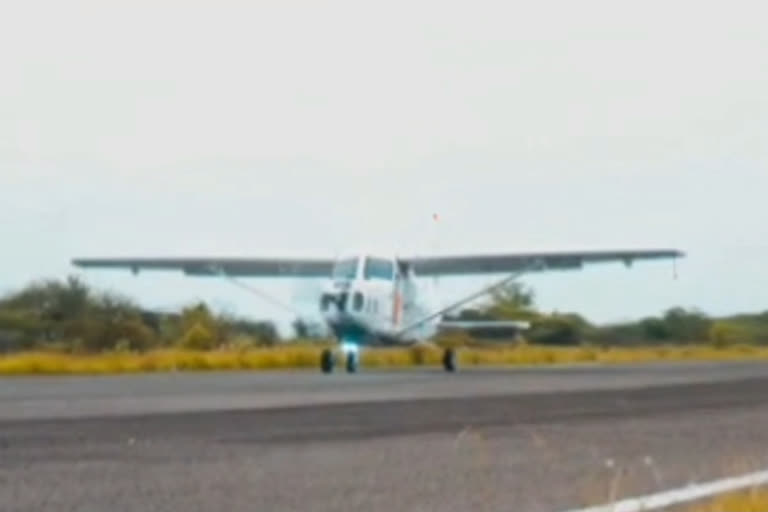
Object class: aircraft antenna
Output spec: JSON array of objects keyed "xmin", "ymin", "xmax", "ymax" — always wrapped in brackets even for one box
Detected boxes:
[
  {"xmin": 432, "ymin": 213, "xmax": 440, "ymax": 252},
  {"xmin": 432, "ymin": 212, "xmax": 441, "ymax": 298}
]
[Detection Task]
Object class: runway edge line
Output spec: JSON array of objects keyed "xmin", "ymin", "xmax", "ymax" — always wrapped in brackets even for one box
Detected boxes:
[{"xmin": 559, "ymin": 468, "xmax": 768, "ymax": 512}]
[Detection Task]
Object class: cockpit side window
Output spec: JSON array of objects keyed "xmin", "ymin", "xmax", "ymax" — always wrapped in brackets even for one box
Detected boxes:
[
  {"xmin": 363, "ymin": 257, "xmax": 394, "ymax": 280},
  {"xmin": 332, "ymin": 258, "xmax": 358, "ymax": 280}
]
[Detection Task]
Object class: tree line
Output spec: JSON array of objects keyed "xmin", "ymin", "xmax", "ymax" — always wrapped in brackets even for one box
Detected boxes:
[
  {"xmin": 445, "ymin": 282, "xmax": 768, "ymax": 347},
  {"xmin": 0, "ymin": 276, "xmax": 278, "ymax": 353},
  {"xmin": 0, "ymin": 276, "xmax": 766, "ymax": 353}
]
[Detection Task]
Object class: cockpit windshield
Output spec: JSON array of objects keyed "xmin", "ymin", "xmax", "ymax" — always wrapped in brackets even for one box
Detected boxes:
[{"xmin": 332, "ymin": 258, "xmax": 358, "ymax": 281}]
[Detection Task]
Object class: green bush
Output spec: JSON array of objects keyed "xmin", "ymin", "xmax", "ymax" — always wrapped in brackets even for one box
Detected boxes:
[
  {"xmin": 178, "ymin": 323, "xmax": 216, "ymax": 350},
  {"xmin": 708, "ymin": 321, "xmax": 754, "ymax": 348}
]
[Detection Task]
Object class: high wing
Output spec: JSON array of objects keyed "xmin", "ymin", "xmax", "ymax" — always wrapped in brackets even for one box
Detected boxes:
[
  {"xmin": 71, "ymin": 257, "xmax": 336, "ymax": 278},
  {"xmin": 405, "ymin": 249, "xmax": 683, "ymax": 276},
  {"xmin": 72, "ymin": 249, "xmax": 684, "ymax": 278}
]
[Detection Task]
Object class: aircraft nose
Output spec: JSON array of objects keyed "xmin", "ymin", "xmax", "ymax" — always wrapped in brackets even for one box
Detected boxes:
[{"xmin": 319, "ymin": 291, "xmax": 351, "ymax": 314}]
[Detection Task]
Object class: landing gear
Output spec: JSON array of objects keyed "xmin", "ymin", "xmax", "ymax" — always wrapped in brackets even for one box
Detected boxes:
[
  {"xmin": 345, "ymin": 351, "xmax": 358, "ymax": 373},
  {"xmin": 320, "ymin": 348, "xmax": 335, "ymax": 374},
  {"xmin": 442, "ymin": 348, "xmax": 457, "ymax": 372}
]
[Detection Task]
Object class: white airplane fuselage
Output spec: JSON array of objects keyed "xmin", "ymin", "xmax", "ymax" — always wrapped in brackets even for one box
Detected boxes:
[{"xmin": 318, "ymin": 251, "xmax": 439, "ymax": 347}]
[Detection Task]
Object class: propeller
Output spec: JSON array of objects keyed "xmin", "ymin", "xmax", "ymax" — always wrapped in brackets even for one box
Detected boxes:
[{"xmin": 289, "ymin": 280, "xmax": 329, "ymax": 336}]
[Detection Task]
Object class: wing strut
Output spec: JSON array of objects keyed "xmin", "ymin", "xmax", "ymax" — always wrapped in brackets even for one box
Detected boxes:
[{"xmin": 205, "ymin": 264, "xmax": 306, "ymax": 317}]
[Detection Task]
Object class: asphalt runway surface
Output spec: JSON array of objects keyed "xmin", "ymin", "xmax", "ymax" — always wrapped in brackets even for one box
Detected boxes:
[{"xmin": 2, "ymin": 361, "xmax": 768, "ymax": 511}]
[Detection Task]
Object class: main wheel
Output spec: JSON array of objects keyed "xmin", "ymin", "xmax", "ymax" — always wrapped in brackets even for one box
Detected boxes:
[
  {"xmin": 320, "ymin": 348, "xmax": 335, "ymax": 374},
  {"xmin": 345, "ymin": 351, "xmax": 359, "ymax": 373},
  {"xmin": 442, "ymin": 348, "xmax": 457, "ymax": 372}
]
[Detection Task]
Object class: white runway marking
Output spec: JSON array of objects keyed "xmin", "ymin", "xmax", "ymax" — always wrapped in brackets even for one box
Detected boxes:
[{"xmin": 561, "ymin": 468, "xmax": 768, "ymax": 512}]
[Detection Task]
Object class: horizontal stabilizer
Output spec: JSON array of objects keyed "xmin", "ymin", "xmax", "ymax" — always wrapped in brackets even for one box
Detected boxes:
[{"xmin": 438, "ymin": 320, "xmax": 531, "ymax": 330}]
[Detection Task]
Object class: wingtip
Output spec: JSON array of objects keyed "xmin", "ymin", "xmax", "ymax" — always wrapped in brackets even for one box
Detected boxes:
[{"xmin": 71, "ymin": 258, "xmax": 99, "ymax": 268}]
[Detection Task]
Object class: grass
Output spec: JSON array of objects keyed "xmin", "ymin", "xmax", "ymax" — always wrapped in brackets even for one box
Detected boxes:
[
  {"xmin": 574, "ymin": 453, "xmax": 768, "ymax": 512},
  {"xmin": 1, "ymin": 343, "xmax": 768, "ymax": 376},
  {"xmin": 688, "ymin": 488, "xmax": 768, "ymax": 511}
]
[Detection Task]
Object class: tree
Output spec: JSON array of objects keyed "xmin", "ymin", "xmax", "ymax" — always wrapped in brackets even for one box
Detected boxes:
[
  {"xmin": 640, "ymin": 317, "xmax": 669, "ymax": 341},
  {"xmin": 175, "ymin": 302, "xmax": 222, "ymax": 344},
  {"xmin": 463, "ymin": 282, "xmax": 593, "ymax": 345},
  {"xmin": 178, "ymin": 322, "xmax": 216, "ymax": 350},
  {"xmin": 0, "ymin": 278, "xmax": 281, "ymax": 352},
  {"xmin": 662, "ymin": 307, "xmax": 711, "ymax": 343},
  {"xmin": 0, "ymin": 276, "xmax": 92, "ymax": 342},
  {"xmin": 527, "ymin": 314, "xmax": 584, "ymax": 345},
  {"xmin": 292, "ymin": 318, "xmax": 309, "ymax": 339},
  {"xmin": 708, "ymin": 321, "xmax": 754, "ymax": 347},
  {"xmin": 480, "ymin": 282, "xmax": 539, "ymax": 321}
]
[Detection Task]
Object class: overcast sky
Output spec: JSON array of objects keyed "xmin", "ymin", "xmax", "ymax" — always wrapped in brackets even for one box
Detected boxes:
[{"xmin": 2, "ymin": 0, "xmax": 767, "ymax": 333}]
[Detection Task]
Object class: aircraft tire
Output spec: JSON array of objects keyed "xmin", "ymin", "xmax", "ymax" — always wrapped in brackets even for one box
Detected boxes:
[
  {"xmin": 345, "ymin": 351, "xmax": 358, "ymax": 373},
  {"xmin": 442, "ymin": 348, "xmax": 457, "ymax": 372},
  {"xmin": 320, "ymin": 348, "xmax": 335, "ymax": 374}
]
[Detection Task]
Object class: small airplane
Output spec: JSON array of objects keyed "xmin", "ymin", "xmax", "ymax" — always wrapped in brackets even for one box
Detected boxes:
[{"xmin": 71, "ymin": 246, "xmax": 683, "ymax": 373}]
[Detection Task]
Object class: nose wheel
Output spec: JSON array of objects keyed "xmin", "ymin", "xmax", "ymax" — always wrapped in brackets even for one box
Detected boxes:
[
  {"xmin": 345, "ymin": 351, "xmax": 358, "ymax": 373},
  {"xmin": 319, "ymin": 347, "xmax": 359, "ymax": 374}
]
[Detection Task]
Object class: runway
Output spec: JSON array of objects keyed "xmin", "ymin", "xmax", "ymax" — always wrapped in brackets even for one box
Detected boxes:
[
  {"xmin": 2, "ymin": 361, "xmax": 768, "ymax": 511},
  {"xmin": 3, "ymin": 360, "xmax": 768, "ymax": 421}
]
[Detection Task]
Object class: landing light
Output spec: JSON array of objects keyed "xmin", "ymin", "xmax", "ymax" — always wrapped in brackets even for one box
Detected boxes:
[{"xmin": 340, "ymin": 341, "xmax": 359, "ymax": 355}]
